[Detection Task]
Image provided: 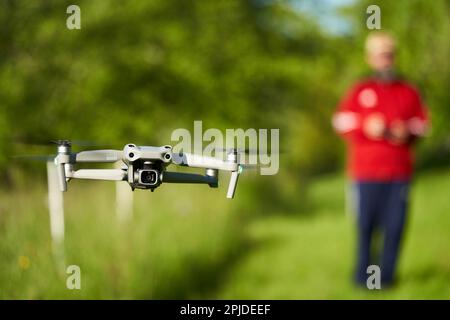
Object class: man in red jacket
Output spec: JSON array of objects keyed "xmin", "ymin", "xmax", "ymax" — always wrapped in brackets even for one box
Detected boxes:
[{"xmin": 332, "ymin": 32, "xmax": 428, "ymax": 287}]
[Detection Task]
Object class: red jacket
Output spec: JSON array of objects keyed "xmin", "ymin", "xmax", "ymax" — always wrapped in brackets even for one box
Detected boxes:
[{"xmin": 333, "ymin": 78, "xmax": 428, "ymax": 181}]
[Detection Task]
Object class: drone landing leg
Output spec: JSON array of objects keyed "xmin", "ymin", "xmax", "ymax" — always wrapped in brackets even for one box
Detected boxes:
[
  {"xmin": 115, "ymin": 162, "xmax": 133, "ymax": 223},
  {"xmin": 226, "ymin": 171, "xmax": 240, "ymax": 199},
  {"xmin": 47, "ymin": 161, "xmax": 65, "ymax": 270}
]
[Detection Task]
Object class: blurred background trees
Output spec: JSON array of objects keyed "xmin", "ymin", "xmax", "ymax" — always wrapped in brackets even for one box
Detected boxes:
[
  {"xmin": 0, "ymin": 0, "xmax": 449, "ymax": 191},
  {"xmin": 0, "ymin": 0, "xmax": 449, "ymax": 300}
]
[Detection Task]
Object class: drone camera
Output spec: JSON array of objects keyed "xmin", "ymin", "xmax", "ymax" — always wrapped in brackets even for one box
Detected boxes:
[{"xmin": 138, "ymin": 169, "xmax": 159, "ymax": 186}]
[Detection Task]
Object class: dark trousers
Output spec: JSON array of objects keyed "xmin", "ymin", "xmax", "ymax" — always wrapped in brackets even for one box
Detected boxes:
[{"xmin": 354, "ymin": 181, "xmax": 409, "ymax": 286}]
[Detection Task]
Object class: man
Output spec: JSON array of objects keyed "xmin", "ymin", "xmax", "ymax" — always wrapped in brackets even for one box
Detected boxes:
[{"xmin": 332, "ymin": 32, "xmax": 429, "ymax": 287}]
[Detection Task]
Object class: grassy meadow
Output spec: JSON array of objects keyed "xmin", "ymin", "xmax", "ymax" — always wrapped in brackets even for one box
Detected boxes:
[{"xmin": 0, "ymin": 168, "xmax": 449, "ymax": 299}]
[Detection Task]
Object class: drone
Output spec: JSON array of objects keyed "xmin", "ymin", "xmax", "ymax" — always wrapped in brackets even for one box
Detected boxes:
[{"xmin": 49, "ymin": 140, "xmax": 248, "ymax": 199}]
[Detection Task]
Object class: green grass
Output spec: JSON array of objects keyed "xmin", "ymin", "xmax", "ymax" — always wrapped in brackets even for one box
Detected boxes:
[
  {"xmin": 216, "ymin": 170, "xmax": 450, "ymax": 299},
  {"xmin": 0, "ymin": 180, "xmax": 245, "ymax": 299},
  {"xmin": 0, "ymin": 169, "xmax": 449, "ymax": 299}
]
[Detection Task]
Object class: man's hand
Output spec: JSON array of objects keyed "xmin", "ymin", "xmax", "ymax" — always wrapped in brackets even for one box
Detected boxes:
[
  {"xmin": 363, "ymin": 113, "xmax": 386, "ymax": 140},
  {"xmin": 387, "ymin": 120, "xmax": 410, "ymax": 145}
]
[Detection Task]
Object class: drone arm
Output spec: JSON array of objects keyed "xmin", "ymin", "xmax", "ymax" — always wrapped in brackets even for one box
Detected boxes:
[
  {"xmin": 162, "ymin": 171, "xmax": 217, "ymax": 187},
  {"xmin": 171, "ymin": 152, "xmax": 241, "ymax": 198},
  {"xmin": 171, "ymin": 153, "xmax": 238, "ymax": 171},
  {"xmin": 74, "ymin": 150, "xmax": 122, "ymax": 163},
  {"xmin": 67, "ymin": 169, "xmax": 127, "ymax": 181}
]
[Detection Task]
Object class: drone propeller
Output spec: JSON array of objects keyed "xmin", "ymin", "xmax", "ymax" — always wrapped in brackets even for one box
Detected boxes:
[
  {"xmin": 15, "ymin": 138, "xmax": 113, "ymax": 149},
  {"xmin": 12, "ymin": 154, "xmax": 55, "ymax": 162},
  {"xmin": 238, "ymin": 163, "xmax": 260, "ymax": 170},
  {"xmin": 51, "ymin": 139, "xmax": 71, "ymax": 146},
  {"xmin": 51, "ymin": 139, "xmax": 113, "ymax": 148},
  {"xmin": 208, "ymin": 148, "xmax": 276, "ymax": 172},
  {"xmin": 211, "ymin": 147, "xmax": 283, "ymax": 158}
]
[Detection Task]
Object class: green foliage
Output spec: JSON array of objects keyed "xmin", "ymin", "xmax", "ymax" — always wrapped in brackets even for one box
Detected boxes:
[
  {"xmin": 0, "ymin": 0, "xmax": 448, "ymax": 298},
  {"xmin": 0, "ymin": 0, "xmax": 448, "ymax": 177}
]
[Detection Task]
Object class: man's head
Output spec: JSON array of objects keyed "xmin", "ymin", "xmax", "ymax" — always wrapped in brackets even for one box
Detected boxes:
[{"xmin": 365, "ymin": 32, "xmax": 396, "ymax": 73}]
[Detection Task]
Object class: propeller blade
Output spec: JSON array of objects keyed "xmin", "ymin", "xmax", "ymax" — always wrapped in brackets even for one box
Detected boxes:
[
  {"xmin": 12, "ymin": 154, "xmax": 55, "ymax": 162},
  {"xmin": 239, "ymin": 163, "xmax": 260, "ymax": 170},
  {"xmin": 212, "ymin": 147, "xmax": 283, "ymax": 155},
  {"xmin": 59, "ymin": 139, "xmax": 112, "ymax": 148},
  {"xmin": 15, "ymin": 138, "xmax": 112, "ymax": 149}
]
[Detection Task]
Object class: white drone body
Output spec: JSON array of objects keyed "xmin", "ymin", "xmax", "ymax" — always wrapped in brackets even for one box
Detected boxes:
[{"xmin": 54, "ymin": 141, "xmax": 242, "ymax": 199}]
